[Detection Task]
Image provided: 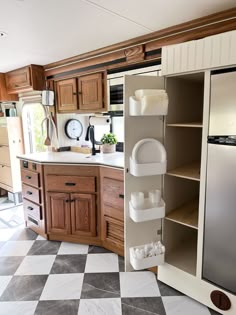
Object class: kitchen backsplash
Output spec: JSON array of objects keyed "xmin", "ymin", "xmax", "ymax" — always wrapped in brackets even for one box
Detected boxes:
[{"xmin": 57, "ymin": 113, "xmax": 90, "ymax": 148}]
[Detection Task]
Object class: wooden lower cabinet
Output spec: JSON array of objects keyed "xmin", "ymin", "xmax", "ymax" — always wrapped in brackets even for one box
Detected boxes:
[
  {"xmin": 71, "ymin": 193, "xmax": 96, "ymax": 237},
  {"xmin": 100, "ymin": 167, "xmax": 124, "ymax": 256},
  {"xmin": 47, "ymin": 192, "xmax": 96, "ymax": 237},
  {"xmin": 20, "ymin": 163, "xmax": 124, "ymax": 255},
  {"xmin": 47, "ymin": 192, "xmax": 71, "ymax": 235}
]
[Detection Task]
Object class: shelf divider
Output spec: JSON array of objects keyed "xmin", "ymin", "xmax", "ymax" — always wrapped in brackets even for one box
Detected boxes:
[
  {"xmin": 165, "ymin": 199, "xmax": 199, "ymax": 229},
  {"xmin": 166, "ymin": 162, "xmax": 200, "ymax": 181}
]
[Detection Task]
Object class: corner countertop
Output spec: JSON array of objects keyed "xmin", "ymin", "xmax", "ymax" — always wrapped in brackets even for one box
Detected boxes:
[{"xmin": 17, "ymin": 151, "xmax": 124, "ymax": 169}]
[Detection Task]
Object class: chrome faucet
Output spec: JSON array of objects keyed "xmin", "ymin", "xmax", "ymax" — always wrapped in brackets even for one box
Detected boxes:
[{"xmin": 85, "ymin": 125, "xmax": 102, "ymax": 155}]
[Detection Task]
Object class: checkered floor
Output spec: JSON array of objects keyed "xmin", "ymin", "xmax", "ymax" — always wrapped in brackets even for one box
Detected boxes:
[{"xmin": 0, "ymin": 206, "xmax": 220, "ymax": 315}]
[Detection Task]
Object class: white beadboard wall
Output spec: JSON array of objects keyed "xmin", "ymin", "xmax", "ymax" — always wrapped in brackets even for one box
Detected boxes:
[
  {"xmin": 57, "ymin": 113, "xmax": 90, "ymax": 147},
  {"xmin": 161, "ymin": 30, "xmax": 236, "ymax": 75}
]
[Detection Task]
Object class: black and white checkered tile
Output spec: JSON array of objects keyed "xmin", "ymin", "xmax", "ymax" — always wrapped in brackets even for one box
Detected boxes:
[{"xmin": 0, "ymin": 224, "xmax": 221, "ymax": 314}]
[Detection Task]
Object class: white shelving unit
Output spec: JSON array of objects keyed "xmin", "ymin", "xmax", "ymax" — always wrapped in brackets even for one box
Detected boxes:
[{"xmin": 124, "ymin": 68, "xmax": 236, "ymax": 313}]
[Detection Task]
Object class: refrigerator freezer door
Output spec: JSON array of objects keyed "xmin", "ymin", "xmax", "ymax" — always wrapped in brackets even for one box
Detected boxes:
[
  {"xmin": 203, "ymin": 143, "xmax": 236, "ymax": 294},
  {"xmin": 209, "ymin": 71, "xmax": 236, "ymax": 136}
]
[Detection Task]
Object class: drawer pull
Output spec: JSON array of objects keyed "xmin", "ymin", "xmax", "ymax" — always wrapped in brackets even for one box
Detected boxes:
[
  {"xmin": 119, "ymin": 194, "xmax": 124, "ymax": 199},
  {"xmin": 26, "ymin": 175, "xmax": 31, "ymax": 179},
  {"xmin": 27, "ymin": 206, "xmax": 34, "ymax": 211},
  {"xmin": 26, "ymin": 191, "xmax": 33, "ymax": 195},
  {"xmin": 28, "ymin": 216, "xmax": 38, "ymax": 226},
  {"xmin": 65, "ymin": 182, "xmax": 76, "ymax": 186},
  {"xmin": 65, "ymin": 199, "xmax": 70, "ymax": 203}
]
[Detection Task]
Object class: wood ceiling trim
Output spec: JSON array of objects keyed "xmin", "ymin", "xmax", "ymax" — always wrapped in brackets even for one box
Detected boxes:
[{"xmin": 44, "ymin": 7, "xmax": 236, "ymax": 76}]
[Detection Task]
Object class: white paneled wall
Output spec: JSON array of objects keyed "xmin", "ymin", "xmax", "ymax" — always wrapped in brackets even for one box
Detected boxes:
[
  {"xmin": 162, "ymin": 30, "xmax": 236, "ymax": 75},
  {"xmin": 56, "ymin": 113, "xmax": 89, "ymax": 147}
]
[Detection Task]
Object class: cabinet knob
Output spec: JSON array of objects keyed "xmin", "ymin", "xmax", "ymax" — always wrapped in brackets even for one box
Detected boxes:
[
  {"xmin": 65, "ymin": 199, "xmax": 70, "ymax": 203},
  {"xmin": 119, "ymin": 194, "xmax": 124, "ymax": 199},
  {"xmin": 27, "ymin": 206, "xmax": 34, "ymax": 211},
  {"xmin": 26, "ymin": 191, "xmax": 32, "ymax": 195},
  {"xmin": 26, "ymin": 176, "xmax": 31, "ymax": 180}
]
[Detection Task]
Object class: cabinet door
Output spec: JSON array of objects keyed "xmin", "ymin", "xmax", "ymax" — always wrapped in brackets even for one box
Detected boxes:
[
  {"xmin": 102, "ymin": 215, "xmax": 124, "ymax": 256},
  {"xmin": 78, "ymin": 72, "xmax": 105, "ymax": 111},
  {"xmin": 56, "ymin": 78, "xmax": 77, "ymax": 112},
  {"xmin": 6, "ymin": 67, "xmax": 31, "ymax": 91},
  {"xmin": 0, "ymin": 74, "xmax": 18, "ymax": 101},
  {"xmin": 71, "ymin": 193, "xmax": 96, "ymax": 237},
  {"xmin": 47, "ymin": 192, "xmax": 71, "ymax": 235}
]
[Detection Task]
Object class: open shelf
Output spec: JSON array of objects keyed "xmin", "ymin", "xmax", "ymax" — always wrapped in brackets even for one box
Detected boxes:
[
  {"xmin": 165, "ymin": 235, "xmax": 197, "ymax": 275},
  {"xmin": 166, "ymin": 162, "xmax": 200, "ymax": 181},
  {"xmin": 166, "ymin": 199, "xmax": 199, "ymax": 229},
  {"xmin": 167, "ymin": 122, "xmax": 202, "ymax": 128}
]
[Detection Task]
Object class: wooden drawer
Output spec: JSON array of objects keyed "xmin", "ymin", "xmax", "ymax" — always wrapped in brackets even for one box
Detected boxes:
[
  {"xmin": 6, "ymin": 67, "xmax": 31, "ymax": 91},
  {"xmin": 23, "ymin": 199, "xmax": 42, "ymax": 220},
  {"xmin": 0, "ymin": 127, "xmax": 8, "ymax": 145},
  {"xmin": 26, "ymin": 214, "xmax": 40, "ymax": 229},
  {"xmin": 103, "ymin": 177, "xmax": 124, "ymax": 210},
  {"xmin": 46, "ymin": 175, "xmax": 96, "ymax": 193},
  {"xmin": 0, "ymin": 164, "xmax": 12, "ymax": 187},
  {"xmin": 103, "ymin": 204, "xmax": 124, "ymax": 221},
  {"xmin": 22, "ymin": 183, "xmax": 41, "ymax": 204},
  {"xmin": 21, "ymin": 160, "xmax": 42, "ymax": 173},
  {"xmin": 21, "ymin": 169, "xmax": 40, "ymax": 187},
  {"xmin": 0, "ymin": 146, "xmax": 10, "ymax": 165}
]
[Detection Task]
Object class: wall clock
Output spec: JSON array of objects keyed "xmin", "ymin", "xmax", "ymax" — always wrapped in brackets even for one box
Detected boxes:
[{"xmin": 64, "ymin": 119, "xmax": 83, "ymax": 140}]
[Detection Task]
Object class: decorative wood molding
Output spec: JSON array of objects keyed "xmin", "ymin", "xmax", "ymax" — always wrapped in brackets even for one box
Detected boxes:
[
  {"xmin": 125, "ymin": 45, "xmax": 145, "ymax": 63},
  {"xmin": 44, "ymin": 7, "xmax": 236, "ymax": 76}
]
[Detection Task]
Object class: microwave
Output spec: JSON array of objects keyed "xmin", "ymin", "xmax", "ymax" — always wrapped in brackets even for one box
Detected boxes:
[{"xmin": 107, "ymin": 64, "xmax": 161, "ymax": 111}]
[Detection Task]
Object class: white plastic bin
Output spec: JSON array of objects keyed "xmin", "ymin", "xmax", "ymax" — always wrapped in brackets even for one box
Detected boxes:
[
  {"xmin": 129, "ymin": 199, "xmax": 165, "ymax": 222},
  {"xmin": 130, "ymin": 244, "xmax": 165, "ymax": 270}
]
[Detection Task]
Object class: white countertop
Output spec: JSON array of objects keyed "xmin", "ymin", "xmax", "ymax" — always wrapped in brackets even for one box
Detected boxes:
[{"xmin": 18, "ymin": 151, "xmax": 124, "ymax": 169}]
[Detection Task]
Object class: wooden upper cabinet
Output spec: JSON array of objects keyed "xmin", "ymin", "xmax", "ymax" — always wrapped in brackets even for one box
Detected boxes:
[
  {"xmin": 71, "ymin": 193, "xmax": 96, "ymax": 237},
  {"xmin": 56, "ymin": 78, "xmax": 77, "ymax": 112},
  {"xmin": 0, "ymin": 74, "xmax": 18, "ymax": 101},
  {"xmin": 78, "ymin": 72, "xmax": 105, "ymax": 111},
  {"xmin": 47, "ymin": 192, "xmax": 71, "ymax": 235},
  {"xmin": 56, "ymin": 71, "xmax": 107, "ymax": 113},
  {"xmin": 5, "ymin": 65, "xmax": 45, "ymax": 94}
]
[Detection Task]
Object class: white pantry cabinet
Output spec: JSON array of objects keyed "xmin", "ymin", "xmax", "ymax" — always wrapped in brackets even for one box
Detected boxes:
[
  {"xmin": 161, "ymin": 30, "xmax": 236, "ymax": 75},
  {"xmin": 124, "ymin": 70, "xmax": 236, "ymax": 314}
]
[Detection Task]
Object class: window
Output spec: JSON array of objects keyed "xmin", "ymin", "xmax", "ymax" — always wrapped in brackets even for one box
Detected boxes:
[{"xmin": 22, "ymin": 103, "xmax": 47, "ymax": 154}]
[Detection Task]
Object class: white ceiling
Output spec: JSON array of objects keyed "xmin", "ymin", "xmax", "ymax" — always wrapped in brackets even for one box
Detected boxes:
[{"xmin": 0, "ymin": 0, "xmax": 235, "ymax": 72}]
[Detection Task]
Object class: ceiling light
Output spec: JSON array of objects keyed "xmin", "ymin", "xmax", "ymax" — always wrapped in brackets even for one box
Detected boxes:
[{"xmin": 0, "ymin": 32, "xmax": 8, "ymax": 38}]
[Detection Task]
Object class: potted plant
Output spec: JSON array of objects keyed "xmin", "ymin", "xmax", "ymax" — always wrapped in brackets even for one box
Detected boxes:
[{"xmin": 100, "ymin": 133, "xmax": 117, "ymax": 153}]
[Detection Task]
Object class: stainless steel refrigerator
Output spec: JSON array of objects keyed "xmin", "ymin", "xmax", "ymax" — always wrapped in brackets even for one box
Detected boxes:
[{"xmin": 203, "ymin": 69, "xmax": 236, "ymax": 294}]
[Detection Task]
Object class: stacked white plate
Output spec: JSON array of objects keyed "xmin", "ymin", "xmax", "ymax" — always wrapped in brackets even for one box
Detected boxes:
[{"xmin": 130, "ymin": 138, "xmax": 167, "ymax": 176}]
